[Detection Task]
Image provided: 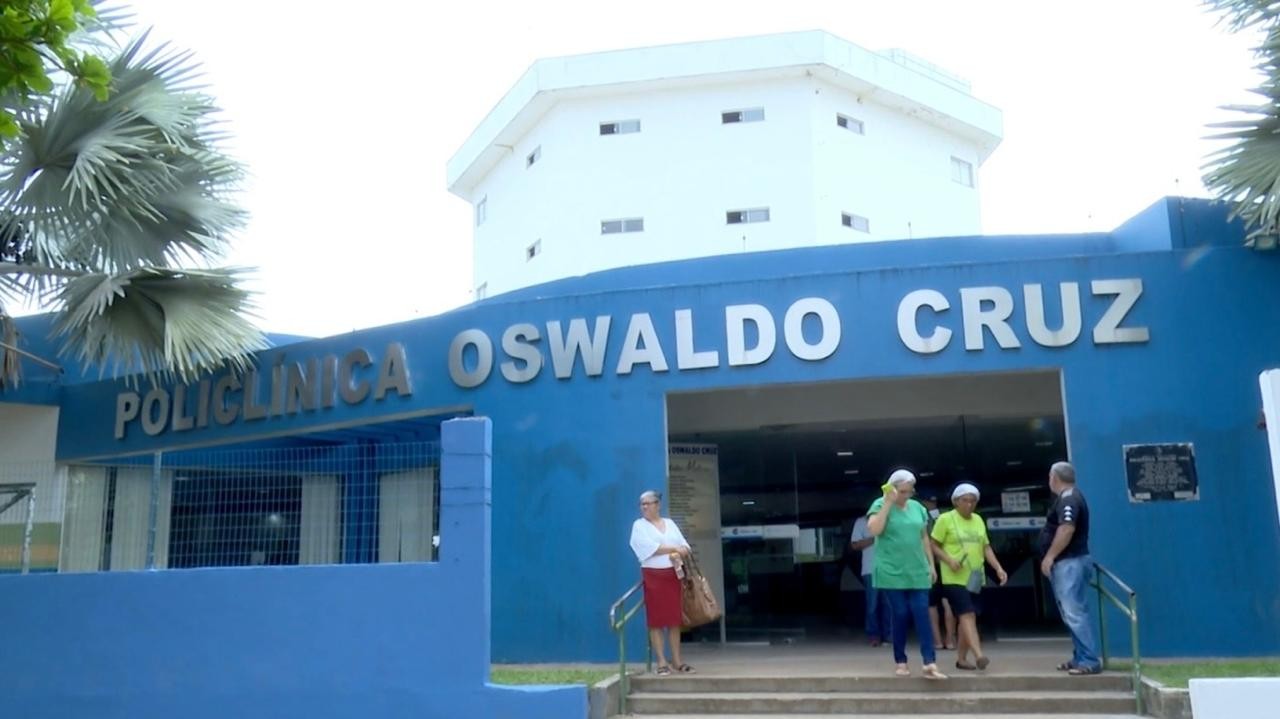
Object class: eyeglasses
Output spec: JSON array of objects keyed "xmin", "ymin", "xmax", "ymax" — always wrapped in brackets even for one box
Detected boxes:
[{"xmin": 640, "ymin": 501, "xmax": 658, "ymax": 506}]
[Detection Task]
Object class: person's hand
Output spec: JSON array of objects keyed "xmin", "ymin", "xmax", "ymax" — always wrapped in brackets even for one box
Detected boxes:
[
  {"xmin": 946, "ymin": 557, "xmax": 962, "ymax": 572},
  {"xmin": 679, "ymin": 546, "xmax": 691, "ymax": 557},
  {"xmin": 996, "ymin": 568, "xmax": 1009, "ymax": 586},
  {"xmin": 928, "ymin": 564, "xmax": 938, "ymax": 585},
  {"xmin": 1040, "ymin": 556, "xmax": 1055, "ymax": 578}
]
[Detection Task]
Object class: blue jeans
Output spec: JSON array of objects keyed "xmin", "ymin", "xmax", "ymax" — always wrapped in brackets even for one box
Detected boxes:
[
  {"xmin": 863, "ymin": 575, "xmax": 892, "ymax": 641},
  {"xmin": 884, "ymin": 588, "xmax": 936, "ymax": 666},
  {"xmin": 1051, "ymin": 555, "xmax": 1101, "ymax": 670}
]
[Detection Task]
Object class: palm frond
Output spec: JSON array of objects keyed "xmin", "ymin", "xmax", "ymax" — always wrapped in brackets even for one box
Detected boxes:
[
  {"xmin": 54, "ymin": 267, "xmax": 266, "ymax": 381},
  {"xmin": 1204, "ymin": 1, "xmax": 1280, "ymax": 32},
  {"xmin": 0, "ymin": 33, "xmax": 246, "ymax": 274}
]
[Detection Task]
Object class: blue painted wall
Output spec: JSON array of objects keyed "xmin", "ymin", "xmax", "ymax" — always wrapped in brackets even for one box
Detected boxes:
[
  {"xmin": 0, "ymin": 419, "xmax": 586, "ymax": 718},
  {"xmin": 17, "ymin": 198, "xmax": 1280, "ymax": 661}
]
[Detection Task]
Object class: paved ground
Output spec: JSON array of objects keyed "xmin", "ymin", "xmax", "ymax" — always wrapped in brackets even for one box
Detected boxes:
[
  {"xmin": 671, "ymin": 636, "xmax": 1086, "ymax": 677},
  {"xmin": 495, "ymin": 635, "xmax": 1109, "ymax": 679}
]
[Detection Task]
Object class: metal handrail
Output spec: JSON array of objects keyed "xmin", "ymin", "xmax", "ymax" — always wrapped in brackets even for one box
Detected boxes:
[
  {"xmin": 609, "ymin": 580, "xmax": 652, "ymax": 716},
  {"xmin": 1092, "ymin": 561, "xmax": 1141, "ymax": 715}
]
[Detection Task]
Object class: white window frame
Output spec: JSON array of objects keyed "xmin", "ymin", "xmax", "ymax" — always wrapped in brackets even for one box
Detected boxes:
[
  {"xmin": 726, "ymin": 208, "xmax": 770, "ymax": 224},
  {"xmin": 526, "ymin": 239, "xmax": 541, "ymax": 261},
  {"xmin": 601, "ymin": 217, "xmax": 644, "ymax": 234},
  {"xmin": 836, "ymin": 114, "xmax": 865, "ymax": 135},
  {"xmin": 475, "ymin": 283, "xmax": 488, "ymax": 300},
  {"xmin": 951, "ymin": 156, "xmax": 975, "ymax": 187},
  {"xmin": 475, "ymin": 196, "xmax": 487, "ymax": 227},
  {"xmin": 722, "ymin": 107, "xmax": 765, "ymax": 124},
  {"xmin": 842, "ymin": 212, "xmax": 870, "ymax": 233},
  {"xmin": 527, "ymin": 145, "xmax": 542, "ymax": 168},
  {"xmin": 600, "ymin": 119, "xmax": 641, "ymax": 135}
]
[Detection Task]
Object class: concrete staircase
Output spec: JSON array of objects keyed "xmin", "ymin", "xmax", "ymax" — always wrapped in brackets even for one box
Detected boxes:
[{"xmin": 622, "ymin": 673, "xmax": 1140, "ymax": 717}]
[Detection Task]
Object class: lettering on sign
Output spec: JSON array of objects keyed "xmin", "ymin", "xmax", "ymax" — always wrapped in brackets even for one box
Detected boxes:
[
  {"xmin": 448, "ymin": 278, "xmax": 1150, "ymax": 389},
  {"xmin": 114, "ymin": 343, "xmax": 412, "ymax": 440}
]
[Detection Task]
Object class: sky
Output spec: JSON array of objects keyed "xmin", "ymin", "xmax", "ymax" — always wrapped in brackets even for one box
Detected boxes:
[{"xmin": 108, "ymin": 0, "xmax": 1261, "ymax": 337}]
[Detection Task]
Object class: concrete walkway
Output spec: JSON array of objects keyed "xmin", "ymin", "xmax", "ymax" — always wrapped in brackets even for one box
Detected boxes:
[{"xmin": 672, "ymin": 636, "xmax": 1090, "ymax": 677}]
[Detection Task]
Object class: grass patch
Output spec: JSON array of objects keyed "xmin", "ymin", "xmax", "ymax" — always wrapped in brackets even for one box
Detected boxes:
[
  {"xmin": 1111, "ymin": 659, "xmax": 1280, "ymax": 689},
  {"xmin": 489, "ymin": 668, "xmax": 615, "ymax": 686}
]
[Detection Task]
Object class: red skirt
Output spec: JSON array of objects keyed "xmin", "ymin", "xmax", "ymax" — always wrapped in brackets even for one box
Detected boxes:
[{"xmin": 641, "ymin": 567, "xmax": 683, "ymax": 628}]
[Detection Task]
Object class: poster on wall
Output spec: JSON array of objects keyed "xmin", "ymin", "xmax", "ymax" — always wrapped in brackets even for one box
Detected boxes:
[
  {"xmin": 667, "ymin": 443, "xmax": 725, "ymax": 640},
  {"xmin": 1123, "ymin": 443, "xmax": 1199, "ymax": 502}
]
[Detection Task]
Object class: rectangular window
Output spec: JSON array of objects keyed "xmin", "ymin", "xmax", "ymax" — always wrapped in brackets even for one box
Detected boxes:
[
  {"xmin": 726, "ymin": 208, "xmax": 770, "ymax": 224},
  {"xmin": 475, "ymin": 197, "xmax": 487, "ymax": 226},
  {"xmin": 601, "ymin": 217, "xmax": 644, "ymax": 234},
  {"xmin": 527, "ymin": 145, "xmax": 541, "ymax": 168},
  {"xmin": 475, "ymin": 283, "xmax": 487, "ymax": 300},
  {"xmin": 526, "ymin": 239, "xmax": 541, "ymax": 261},
  {"xmin": 722, "ymin": 107, "xmax": 765, "ymax": 124},
  {"xmin": 600, "ymin": 119, "xmax": 641, "ymax": 135},
  {"xmin": 836, "ymin": 114, "xmax": 865, "ymax": 134},
  {"xmin": 842, "ymin": 212, "xmax": 870, "ymax": 233},
  {"xmin": 951, "ymin": 156, "xmax": 974, "ymax": 187}
]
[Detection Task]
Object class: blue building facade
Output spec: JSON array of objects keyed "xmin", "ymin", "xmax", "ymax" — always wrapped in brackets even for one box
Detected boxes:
[{"xmin": 4, "ymin": 197, "xmax": 1279, "ymax": 662}]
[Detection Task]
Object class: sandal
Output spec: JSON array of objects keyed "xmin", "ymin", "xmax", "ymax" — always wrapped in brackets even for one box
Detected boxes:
[
  {"xmin": 656, "ymin": 665, "xmax": 672, "ymax": 676},
  {"xmin": 954, "ymin": 661, "xmax": 977, "ymax": 671},
  {"xmin": 894, "ymin": 664, "xmax": 911, "ymax": 677},
  {"xmin": 922, "ymin": 664, "xmax": 949, "ymax": 680},
  {"xmin": 674, "ymin": 664, "xmax": 696, "ymax": 674},
  {"xmin": 1056, "ymin": 661, "xmax": 1074, "ymax": 671},
  {"xmin": 975, "ymin": 656, "xmax": 990, "ymax": 671},
  {"xmin": 1068, "ymin": 665, "xmax": 1102, "ymax": 676}
]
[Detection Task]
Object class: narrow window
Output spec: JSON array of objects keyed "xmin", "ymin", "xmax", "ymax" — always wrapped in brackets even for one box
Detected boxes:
[
  {"xmin": 842, "ymin": 212, "xmax": 870, "ymax": 233},
  {"xmin": 600, "ymin": 119, "xmax": 641, "ymax": 135},
  {"xmin": 475, "ymin": 283, "xmax": 488, "ymax": 300},
  {"xmin": 722, "ymin": 107, "xmax": 765, "ymax": 124},
  {"xmin": 526, "ymin": 239, "xmax": 541, "ymax": 260},
  {"xmin": 726, "ymin": 208, "xmax": 770, "ymax": 224},
  {"xmin": 836, "ymin": 114, "xmax": 865, "ymax": 135},
  {"xmin": 475, "ymin": 197, "xmax": 487, "ymax": 226},
  {"xmin": 951, "ymin": 156, "xmax": 974, "ymax": 187},
  {"xmin": 527, "ymin": 146, "xmax": 541, "ymax": 168},
  {"xmin": 601, "ymin": 217, "xmax": 645, "ymax": 234}
]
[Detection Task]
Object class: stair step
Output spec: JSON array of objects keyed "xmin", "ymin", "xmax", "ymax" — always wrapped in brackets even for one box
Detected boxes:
[
  {"xmin": 629, "ymin": 674, "xmax": 1132, "ymax": 694},
  {"xmin": 626, "ymin": 690, "xmax": 1138, "ymax": 715}
]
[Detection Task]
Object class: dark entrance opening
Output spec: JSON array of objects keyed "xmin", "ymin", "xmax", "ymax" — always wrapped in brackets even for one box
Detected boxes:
[{"xmin": 667, "ymin": 370, "xmax": 1069, "ymax": 643}]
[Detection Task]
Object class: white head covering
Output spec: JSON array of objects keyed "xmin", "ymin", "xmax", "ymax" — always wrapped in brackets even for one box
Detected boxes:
[
  {"xmin": 951, "ymin": 482, "xmax": 980, "ymax": 502},
  {"xmin": 887, "ymin": 469, "xmax": 917, "ymax": 488}
]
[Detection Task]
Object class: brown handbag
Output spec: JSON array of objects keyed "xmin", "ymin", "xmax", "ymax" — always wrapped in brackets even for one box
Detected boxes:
[{"xmin": 680, "ymin": 552, "xmax": 722, "ymax": 628}]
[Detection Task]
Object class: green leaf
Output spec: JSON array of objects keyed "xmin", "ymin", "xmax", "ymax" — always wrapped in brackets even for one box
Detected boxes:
[{"xmin": 0, "ymin": 113, "xmax": 19, "ymax": 140}]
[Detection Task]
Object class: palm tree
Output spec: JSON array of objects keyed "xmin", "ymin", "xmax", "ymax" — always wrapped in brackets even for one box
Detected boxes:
[
  {"xmin": 0, "ymin": 35, "xmax": 264, "ymax": 389},
  {"xmin": 1203, "ymin": 0, "xmax": 1280, "ymax": 249}
]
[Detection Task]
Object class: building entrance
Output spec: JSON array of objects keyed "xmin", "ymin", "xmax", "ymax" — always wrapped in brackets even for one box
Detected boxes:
[{"xmin": 667, "ymin": 371, "xmax": 1069, "ymax": 642}]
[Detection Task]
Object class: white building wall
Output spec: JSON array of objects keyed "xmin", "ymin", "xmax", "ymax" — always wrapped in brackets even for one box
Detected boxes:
[
  {"xmin": 811, "ymin": 78, "xmax": 984, "ymax": 246},
  {"xmin": 462, "ymin": 40, "xmax": 997, "ymax": 298},
  {"xmin": 0, "ymin": 403, "xmax": 63, "ymax": 524},
  {"xmin": 475, "ymin": 78, "xmax": 827, "ymax": 295}
]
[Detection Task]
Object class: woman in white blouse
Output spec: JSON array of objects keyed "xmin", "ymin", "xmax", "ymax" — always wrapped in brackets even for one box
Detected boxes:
[{"xmin": 629, "ymin": 490, "xmax": 695, "ymax": 675}]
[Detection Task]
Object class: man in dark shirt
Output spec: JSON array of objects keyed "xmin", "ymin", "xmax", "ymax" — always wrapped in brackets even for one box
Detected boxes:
[{"xmin": 1038, "ymin": 461, "xmax": 1101, "ymax": 674}]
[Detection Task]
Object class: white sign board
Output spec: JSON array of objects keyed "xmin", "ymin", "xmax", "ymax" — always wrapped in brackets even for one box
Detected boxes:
[
  {"xmin": 1261, "ymin": 370, "xmax": 1280, "ymax": 532},
  {"xmin": 1000, "ymin": 491, "xmax": 1031, "ymax": 514},
  {"xmin": 667, "ymin": 443, "xmax": 725, "ymax": 638},
  {"xmin": 987, "ymin": 516, "xmax": 1047, "ymax": 531}
]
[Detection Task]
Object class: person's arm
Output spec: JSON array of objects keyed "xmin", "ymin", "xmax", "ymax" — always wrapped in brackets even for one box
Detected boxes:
[
  {"xmin": 867, "ymin": 495, "xmax": 894, "ymax": 535},
  {"xmin": 984, "ymin": 545, "xmax": 1008, "ymax": 585},
  {"xmin": 921, "ymin": 529, "xmax": 937, "ymax": 585},
  {"xmin": 1039, "ymin": 525, "xmax": 1075, "ymax": 576},
  {"xmin": 850, "ymin": 520, "xmax": 873, "ymax": 550},
  {"xmin": 930, "ymin": 515, "xmax": 962, "ymax": 571},
  {"xmin": 931, "ymin": 538, "xmax": 961, "ymax": 571}
]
